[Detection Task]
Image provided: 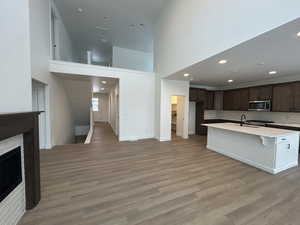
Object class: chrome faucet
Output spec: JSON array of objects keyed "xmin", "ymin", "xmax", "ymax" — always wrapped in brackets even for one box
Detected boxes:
[{"xmin": 240, "ymin": 114, "xmax": 247, "ymax": 126}]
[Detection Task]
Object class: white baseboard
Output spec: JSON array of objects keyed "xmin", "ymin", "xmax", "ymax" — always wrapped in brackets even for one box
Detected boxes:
[
  {"xmin": 119, "ymin": 135, "xmax": 155, "ymax": 142},
  {"xmin": 273, "ymin": 162, "xmax": 298, "ymax": 174},
  {"xmin": 159, "ymin": 138, "xmax": 170, "ymax": 142}
]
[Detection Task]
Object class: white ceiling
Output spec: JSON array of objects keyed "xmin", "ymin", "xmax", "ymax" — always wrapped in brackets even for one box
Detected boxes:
[
  {"xmin": 91, "ymin": 76, "xmax": 118, "ymax": 94},
  {"xmin": 169, "ymin": 18, "xmax": 300, "ymax": 88},
  {"xmin": 54, "ymin": 0, "xmax": 164, "ymax": 58},
  {"xmin": 57, "ymin": 73, "xmax": 118, "ymax": 94}
]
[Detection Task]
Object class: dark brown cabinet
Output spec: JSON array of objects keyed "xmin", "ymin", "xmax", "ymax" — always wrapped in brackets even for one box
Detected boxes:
[
  {"xmin": 189, "ymin": 88, "xmax": 214, "ymax": 110},
  {"xmin": 189, "ymin": 88, "xmax": 199, "ymax": 102},
  {"xmin": 273, "ymin": 82, "xmax": 300, "ymax": 112},
  {"xmin": 272, "ymin": 83, "xmax": 293, "ymax": 112},
  {"xmin": 223, "ymin": 90, "xmax": 235, "ymax": 111},
  {"xmin": 191, "ymin": 81, "xmax": 300, "ymax": 113},
  {"xmin": 223, "ymin": 88, "xmax": 248, "ymax": 111},
  {"xmin": 249, "ymin": 86, "xmax": 272, "ymax": 101},
  {"xmin": 206, "ymin": 91, "xmax": 215, "ymax": 110},
  {"xmin": 239, "ymin": 88, "xmax": 249, "ymax": 111},
  {"xmin": 195, "ymin": 102, "xmax": 206, "ymax": 135},
  {"xmin": 293, "ymin": 82, "xmax": 300, "ymax": 112}
]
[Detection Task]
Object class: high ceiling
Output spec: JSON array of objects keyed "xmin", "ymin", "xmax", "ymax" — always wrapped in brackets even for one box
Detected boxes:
[
  {"xmin": 54, "ymin": 0, "xmax": 164, "ymax": 60},
  {"xmin": 169, "ymin": 18, "xmax": 300, "ymax": 88}
]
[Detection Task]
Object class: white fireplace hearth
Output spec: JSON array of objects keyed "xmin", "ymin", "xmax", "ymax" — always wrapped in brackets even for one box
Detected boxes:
[{"xmin": 0, "ymin": 135, "xmax": 25, "ymax": 225}]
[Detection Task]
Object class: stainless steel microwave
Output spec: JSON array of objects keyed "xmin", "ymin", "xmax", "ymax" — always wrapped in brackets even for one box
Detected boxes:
[{"xmin": 248, "ymin": 100, "xmax": 271, "ymax": 111}]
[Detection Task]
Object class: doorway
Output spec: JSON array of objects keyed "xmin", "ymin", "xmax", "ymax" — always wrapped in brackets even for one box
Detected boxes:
[
  {"xmin": 171, "ymin": 96, "xmax": 186, "ymax": 139},
  {"xmin": 32, "ymin": 80, "xmax": 48, "ymax": 149}
]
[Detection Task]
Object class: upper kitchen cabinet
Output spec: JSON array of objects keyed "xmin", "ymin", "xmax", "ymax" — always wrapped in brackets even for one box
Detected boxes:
[
  {"xmin": 249, "ymin": 86, "xmax": 272, "ymax": 101},
  {"xmin": 189, "ymin": 88, "xmax": 215, "ymax": 110},
  {"xmin": 239, "ymin": 88, "xmax": 249, "ymax": 111},
  {"xmin": 206, "ymin": 91, "xmax": 215, "ymax": 110},
  {"xmin": 223, "ymin": 88, "xmax": 248, "ymax": 111},
  {"xmin": 221, "ymin": 81, "xmax": 300, "ymax": 112},
  {"xmin": 292, "ymin": 82, "xmax": 300, "ymax": 112},
  {"xmin": 223, "ymin": 90, "xmax": 235, "ymax": 110},
  {"xmin": 189, "ymin": 88, "xmax": 199, "ymax": 102},
  {"xmin": 272, "ymin": 83, "xmax": 293, "ymax": 112}
]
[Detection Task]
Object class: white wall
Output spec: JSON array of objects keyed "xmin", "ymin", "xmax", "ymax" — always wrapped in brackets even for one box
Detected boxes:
[
  {"xmin": 50, "ymin": 61, "xmax": 156, "ymax": 141},
  {"xmin": 0, "ymin": 0, "xmax": 32, "ymax": 113},
  {"xmin": 154, "ymin": 0, "xmax": 300, "ymax": 77},
  {"xmin": 160, "ymin": 80, "xmax": 189, "ymax": 141},
  {"xmin": 63, "ymin": 79, "xmax": 92, "ymax": 126},
  {"xmin": 29, "ymin": 0, "xmax": 75, "ymax": 147},
  {"xmin": 93, "ymin": 93, "xmax": 109, "ymax": 122},
  {"xmin": 113, "ymin": 46, "xmax": 154, "ymax": 72},
  {"xmin": 108, "ymin": 83, "xmax": 119, "ymax": 135}
]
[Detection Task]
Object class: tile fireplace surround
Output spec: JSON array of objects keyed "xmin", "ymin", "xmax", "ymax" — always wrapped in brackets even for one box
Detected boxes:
[
  {"xmin": 0, "ymin": 112, "xmax": 42, "ymax": 225},
  {"xmin": 0, "ymin": 135, "xmax": 25, "ymax": 225}
]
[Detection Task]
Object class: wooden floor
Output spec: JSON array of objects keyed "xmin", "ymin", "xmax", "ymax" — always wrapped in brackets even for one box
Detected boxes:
[
  {"xmin": 91, "ymin": 122, "xmax": 119, "ymax": 144},
  {"xmin": 19, "ymin": 123, "xmax": 300, "ymax": 225}
]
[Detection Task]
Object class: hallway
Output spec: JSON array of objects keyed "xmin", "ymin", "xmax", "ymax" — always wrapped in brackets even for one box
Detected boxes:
[{"xmin": 91, "ymin": 122, "xmax": 119, "ymax": 144}]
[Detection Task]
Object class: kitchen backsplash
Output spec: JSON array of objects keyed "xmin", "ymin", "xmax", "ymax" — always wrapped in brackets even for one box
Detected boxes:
[{"xmin": 205, "ymin": 110, "xmax": 300, "ymax": 124}]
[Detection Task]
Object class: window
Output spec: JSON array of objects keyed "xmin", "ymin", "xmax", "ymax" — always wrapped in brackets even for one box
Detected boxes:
[{"xmin": 92, "ymin": 98, "xmax": 99, "ymax": 112}]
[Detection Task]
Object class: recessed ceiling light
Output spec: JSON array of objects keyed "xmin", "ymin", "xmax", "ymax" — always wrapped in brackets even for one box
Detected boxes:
[
  {"xmin": 219, "ymin": 60, "xmax": 228, "ymax": 64},
  {"xmin": 77, "ymin": 8, "xmax": 83, "ymax": 13},
  {"xmin": 101, "ymin": 88, "xmax": 105, "ymax": 91},
  {"xmin": 269, "ymin": 71, "xmax": 277, "ymax": 75},
  {"xmin": 228, "ymin": 79, "xmax": 234, "ymax": 83},
  {"xmin": 184, "ymin": 73, "xmax": 190, "ymax": 77},
  {"xmin": 102, "ymin": 81, "xmax": 107, "ymax": 84},
  {"xmin": 297, "ymin": 32, "xmax": 300, "ymax": 37}
]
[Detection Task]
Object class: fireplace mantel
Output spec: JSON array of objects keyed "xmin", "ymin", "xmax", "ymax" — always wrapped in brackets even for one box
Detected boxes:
[{"xmin": 0, "ymin": 111, "xmax": 42, "ymax": 210}]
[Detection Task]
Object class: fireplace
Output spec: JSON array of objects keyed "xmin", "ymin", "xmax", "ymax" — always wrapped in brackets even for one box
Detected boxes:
[
  {"xmin": 0, "ymin": 147, "xmax": 22, "ymax": 202},
  {"xmin": 0, "ymin": 112, "xmax": 41, "ymax": 210}
]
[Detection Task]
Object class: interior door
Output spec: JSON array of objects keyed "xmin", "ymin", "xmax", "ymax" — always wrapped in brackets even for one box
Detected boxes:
[
  {"xmin": 188, "ymin": 102, "xmax": 196, "ymax": 135},
  {"xmin": 176, "ymin": 96, "xmax": 185, "ymax": 137}
]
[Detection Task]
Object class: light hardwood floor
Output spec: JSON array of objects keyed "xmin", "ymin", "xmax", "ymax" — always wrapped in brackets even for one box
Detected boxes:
[{"xmin": 19, "ymin": 123, "xmax": 300, "ymax": 225}]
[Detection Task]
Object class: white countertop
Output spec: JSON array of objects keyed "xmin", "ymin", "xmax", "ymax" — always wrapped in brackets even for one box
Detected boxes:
[{"xmin": 203, "ymin": 123, "xmax": 300, "ymax": 138}]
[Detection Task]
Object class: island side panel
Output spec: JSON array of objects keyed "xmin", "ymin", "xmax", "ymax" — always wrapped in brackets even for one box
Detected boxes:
[
  {"xmin": 206, "ymin": 127, "xmax": 277, "ymax": 174},
  {"xmin": 275, "ymin": 133, "xmax": 299, "ymax": 173}
]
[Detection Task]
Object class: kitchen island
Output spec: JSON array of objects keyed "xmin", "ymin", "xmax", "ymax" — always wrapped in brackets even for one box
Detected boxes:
[{"xmin": 203, "ymin": 123, "xmax": 299, "ymax": 174}]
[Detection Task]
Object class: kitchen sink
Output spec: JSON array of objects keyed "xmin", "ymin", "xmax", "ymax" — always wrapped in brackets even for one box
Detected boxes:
[{"xmin": 231, "ymin": 123, "xmax": 260, "ymax": 128}]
